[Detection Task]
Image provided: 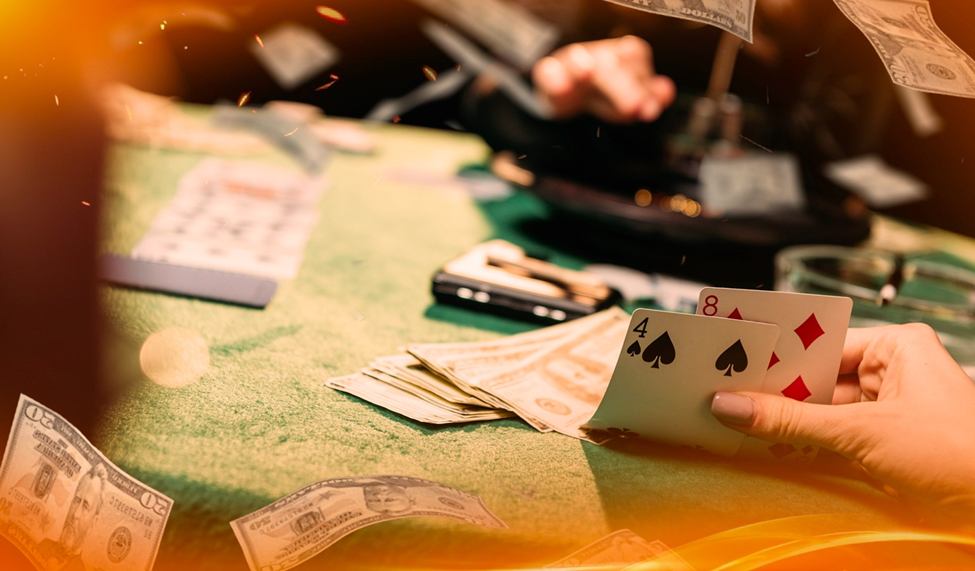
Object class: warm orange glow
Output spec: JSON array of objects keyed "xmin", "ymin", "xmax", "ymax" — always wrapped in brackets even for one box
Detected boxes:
[
  {"xmin": 237, "ymin": 91, "xmax": 251, "ymax": 107},
  {"xmin": 682, "ymin": 199, "xmax": 702, "ymax": 217},
  {"xmin": 423, "ymin": 65, "xmax": 438, "ymax": 81},
  {"xmin": 635, "ymin": 188, "xmax": 653, "ymax": 207}
]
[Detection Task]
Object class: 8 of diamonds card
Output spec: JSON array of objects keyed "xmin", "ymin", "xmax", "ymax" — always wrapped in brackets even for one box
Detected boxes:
[{"xmin": 696, "ymin": 288, "xmax": 852, "ymax": 462}]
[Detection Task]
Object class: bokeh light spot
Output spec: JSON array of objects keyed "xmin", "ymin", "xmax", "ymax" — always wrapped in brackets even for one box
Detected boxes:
[
  {"xmin": 140, "ymin": 327, "xmax": 210, "ymax": 388},
  {"xmin": 634, "ymin": 189, "xmax": 652, "ymax": 207}
]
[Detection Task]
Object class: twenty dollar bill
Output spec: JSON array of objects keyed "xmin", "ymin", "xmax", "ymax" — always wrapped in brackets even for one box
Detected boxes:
[
  {"xmin": 0, "ymin": 395, "xmax": 172, "ymax": 571},
  {"xmin": 834, "ymin": 0, "xmax": 975, "ymax": 98},
  {"xmin": 231, "ymin": 475, "xmax": 506, "ymax": 571}
]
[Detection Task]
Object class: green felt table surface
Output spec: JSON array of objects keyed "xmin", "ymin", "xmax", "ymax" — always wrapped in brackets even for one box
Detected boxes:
[{"xmin": 93, "ymin": 111, "xmax": 961, "ymax": 570}]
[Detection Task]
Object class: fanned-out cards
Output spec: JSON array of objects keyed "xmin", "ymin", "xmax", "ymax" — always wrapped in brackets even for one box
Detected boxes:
[{"xmin": 586, "ymin": 290, "xmax": 851, "ymax": 460}]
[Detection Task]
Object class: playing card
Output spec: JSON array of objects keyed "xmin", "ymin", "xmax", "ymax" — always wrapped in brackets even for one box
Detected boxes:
[
  {"xmin": 132, "ymin": 159, "xmax": 327, "ymax": 279},
  {"xmin": 586, "ymin": 309, "xmax": 779, "ymax": 456},
  {"xmin": 697, "ymin": 288, "xmax": 852, "ymax": 463}
]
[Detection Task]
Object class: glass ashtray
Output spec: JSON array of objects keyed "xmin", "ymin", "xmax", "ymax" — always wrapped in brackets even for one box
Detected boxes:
[{"xmin": 776, "ymin": 245, "xmax": 975, "ymax": 369}]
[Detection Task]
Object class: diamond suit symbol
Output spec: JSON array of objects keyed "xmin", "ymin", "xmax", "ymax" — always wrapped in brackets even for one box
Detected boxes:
[
  {"xmin": 767, "ymin": 443, "xmax": 798, "ymax": 459},
  {"xmin": 768, "ymin": 351, "xmax": 780, "ymax": 369},
  {"xmin": 782, "ymin": 376, "xmax": 812, "ymax": 401},
  {"xmin": 794, "ymin": 313, "xmax": 825, "ymax": 350},
  {"xmin": 728, "ymin": 308, "xmax": 743, "ymax": 320}
]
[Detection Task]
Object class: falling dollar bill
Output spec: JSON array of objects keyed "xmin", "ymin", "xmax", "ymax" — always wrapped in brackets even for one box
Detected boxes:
[
  {"xmin": 545, "ymin": 529, "xmax": 692, "ymax": 571},
  {"xmin": 0, "ymin": 395, "xmax": 172, "ymax": 571},
  {"xmin": 601, "ymin": 0, "xmax": 756, "ymax": 42},
  {"xmin": 833, "ymin": 0, "xmax": 975, "ymax": 98},
  {"xmin": 230, "ymin": 475, "xmax": 507, "ymax": 571}
]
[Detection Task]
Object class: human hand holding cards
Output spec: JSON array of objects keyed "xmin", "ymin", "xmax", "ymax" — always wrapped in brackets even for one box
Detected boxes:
[{"xmin": 586, "ymin": 289, "xmax": 851, "ymax": 461}]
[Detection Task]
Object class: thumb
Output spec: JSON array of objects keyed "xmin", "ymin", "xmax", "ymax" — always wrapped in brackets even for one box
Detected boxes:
[{"xmin": 711, "ymin": 391, "xmax": 871, "ymax": 457}]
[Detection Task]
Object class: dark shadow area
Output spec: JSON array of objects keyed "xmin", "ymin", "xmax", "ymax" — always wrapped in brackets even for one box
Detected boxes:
[{"xmin": 476, "ymin": 189, "xmax": 785, "ymax": 289}]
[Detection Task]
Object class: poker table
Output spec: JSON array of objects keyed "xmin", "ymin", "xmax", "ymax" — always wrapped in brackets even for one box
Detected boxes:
[{"xmin": 83, "ymin": 107, "xmax": 975, "ymax": 570}]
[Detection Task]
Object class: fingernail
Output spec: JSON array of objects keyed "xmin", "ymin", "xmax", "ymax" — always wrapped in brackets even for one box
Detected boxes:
[{"xmin": 711, "ymin": 392, "xmax": 755, "ymax": 425}]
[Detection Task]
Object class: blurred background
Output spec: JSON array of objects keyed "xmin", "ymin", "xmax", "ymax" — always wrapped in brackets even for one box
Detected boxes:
[{"xmin": 3, "ymin": 1, "xmax": 975, "ymax": 569}]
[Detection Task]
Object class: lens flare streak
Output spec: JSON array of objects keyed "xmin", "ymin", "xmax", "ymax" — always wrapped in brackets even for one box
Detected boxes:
[
  {"xmin": 316, "ymin": 6, "xmax": 347, "ymax": 24},
  {"xmin": 698, "ymin": 531, "xmax": 975, "ymax": 571}
]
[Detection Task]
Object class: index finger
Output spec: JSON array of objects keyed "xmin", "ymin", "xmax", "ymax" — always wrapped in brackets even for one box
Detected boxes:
[{"xmin": 839, "ymin": 327, "xmax": 876, "ymax": 376}]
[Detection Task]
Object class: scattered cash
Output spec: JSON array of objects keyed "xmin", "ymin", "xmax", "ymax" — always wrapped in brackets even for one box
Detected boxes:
[
  {"xmin": 326, "ymin": 308, "xmax": 631, "ymax": 442},
  {"xmin": 824, "ymin": 154, "xmax": 928, "ymax": 208},
  {"xmin": 833, "ymin": 0, "xmax": 975, "ymax": 98},
  {"xmin": 230, "ymin": 475, "xmax": 506, "ymax": 571},
  {"xmin": 411, "ymin": 0, "xmax": 560, "ymax": 70},
  {"xmin": 0, "ymin": 395, "xmax": 172, "ymax": 571},
  {"xmin": 699, "ymin": 153, "xmax": 806, "ymax": 216},
  {"xmin": 546, "ymin": 529, "xmax": 693, "ymax": 570},
  {"xmin": 249, "ymin": 22, "xmax": 340, "ymax": 91},
  {"xmin": 601, "ymin": 0, "xmax": 756, "ymax": 42},
  {"xmin": 326, "ymin": 373, "xmax": 512, "ymax": 424}
]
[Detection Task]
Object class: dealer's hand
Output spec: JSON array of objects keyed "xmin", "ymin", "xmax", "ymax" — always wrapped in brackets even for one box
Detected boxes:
[
  {"xmin": 712, "ymin": 324, "xmax": 975, "ymax": 526},
  {"xmin": 532, "ymin": 36, "xmax": 676, "ymax": 123}
]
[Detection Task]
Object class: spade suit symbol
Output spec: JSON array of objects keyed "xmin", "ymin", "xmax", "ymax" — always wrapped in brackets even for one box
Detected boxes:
[
  {"xmin": 715, "ymin": 340, "xmax": 748, "ymax": 377},
  {"xmin": 626, "ymin": 340, "xmax": 642, "ymax": 357},
  {"xmin": 642, "ymin": 332, "xmax": 675, "ymax": 369}
]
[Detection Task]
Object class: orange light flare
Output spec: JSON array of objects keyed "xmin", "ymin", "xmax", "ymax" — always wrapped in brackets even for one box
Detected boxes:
[
  {"xmin": 54, "ymin": 94, "xmax": 59, "ymax": 106},
  {"xmin": 237, "ymin": 91, "xmax": 251, "ymax": 107},
  {"xmin": 392, "ymin": 115, "xmax": 401, "ymax": 123},
  {"xmin": 634, "ymin": 189, "xmax": 652, "ymax": 207},
  {"xmin": 316, "ymin": 6, "xmax": 347, "ymax": 24},
  {"xmin": 315, "ymin": 74, "xmax": 339, "ymax": 91},
  {"xmin": 81, "ymin": 201, "xmax": 90, "ymax": 206},
  {"xmin": 422, "ymin": 65, "xmax": 438, "ymax": 82},
  {"xmin": 254, "ymin": 34, "xmax": 264, "ymax": 48},
  {"xmin": 284, "ymin": 127, "xmax": 299, "ymax": 137}
]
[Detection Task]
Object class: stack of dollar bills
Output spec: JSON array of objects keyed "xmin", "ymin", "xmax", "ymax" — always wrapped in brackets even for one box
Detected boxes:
[{"xmin": 327, "ymin": 307, "xmax": 630, "ymax": 442}]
